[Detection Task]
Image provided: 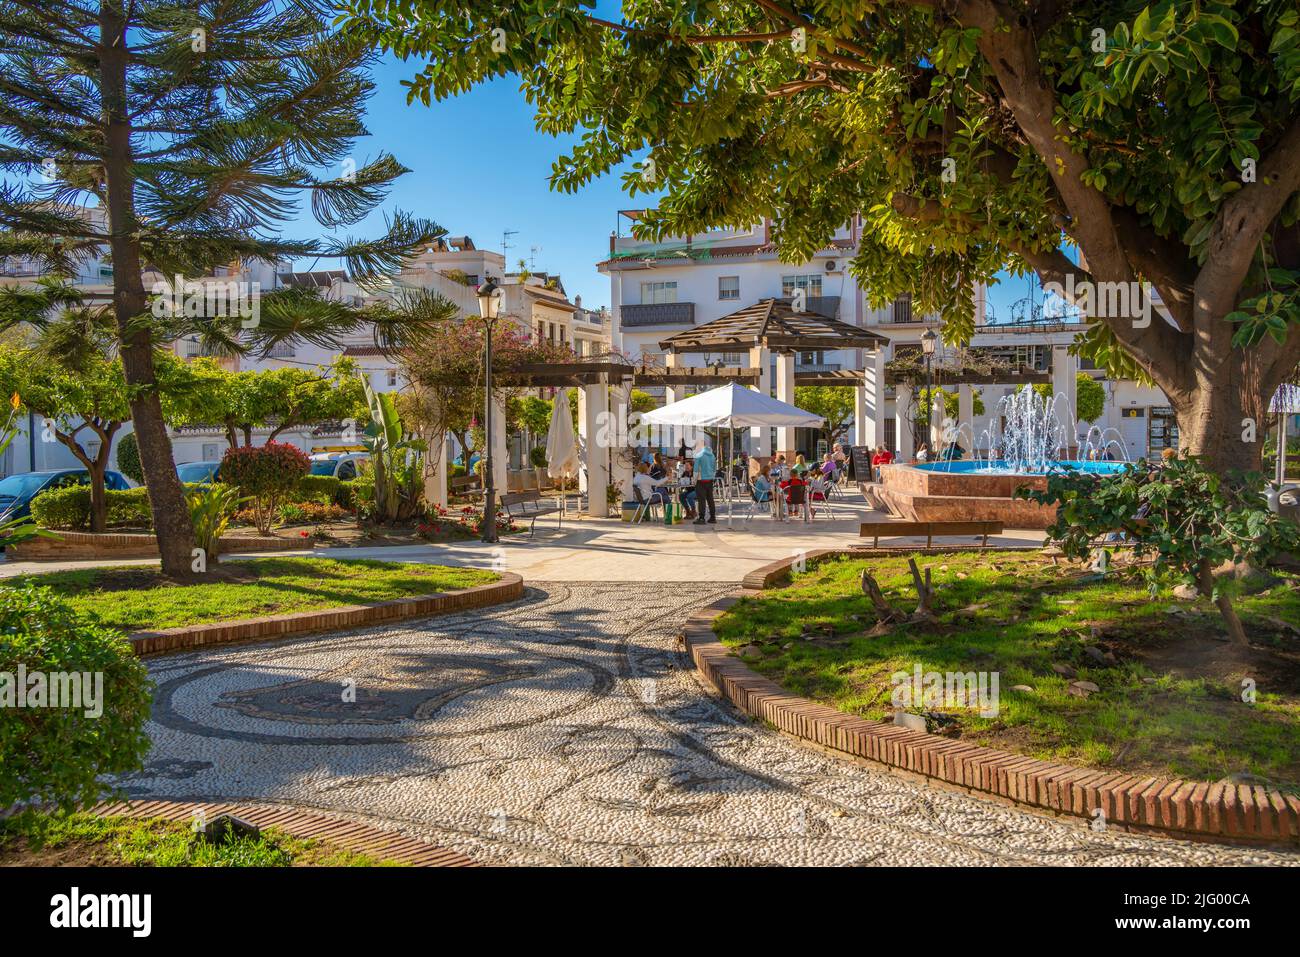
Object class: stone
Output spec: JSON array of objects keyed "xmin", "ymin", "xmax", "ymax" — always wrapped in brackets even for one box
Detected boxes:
[
  {"xmin": 1067, "ymin": 680, "xmax": 1100, "ymax": 698},
  {"xmin": 956, "ymin": 571, "xmax": 968, "ymax": 579},
  {"xmin": 1083, "ymin": 646, "xmax": 1108, "ymax": 664},
  {"xmin": 738, "ymin": 644, "xmax": 763, "ymax": 659},
  {"xmin": 1172, "ymin": 583, "xmax": 1199, "ymax": 600},
  {"xmin": 893, "ymin": 712, "xmax": 928, "ymax": 733},
  {"xmin": 1051, "ymin": 663, "xmax": 1078, "ymax": 679},
  {"xmin": 1011, "ymin": 685, "xmax": 1034, "ymax": 693},
  {"xmin": 782, "ymin": 643, "xmax": 793, "ymax": 650}
]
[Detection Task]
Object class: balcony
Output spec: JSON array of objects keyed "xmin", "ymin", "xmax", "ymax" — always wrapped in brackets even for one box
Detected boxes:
[
  {"xmin": 621, "ymin": 301, "xmax": 695, "ymax": 327},
  {"xmin": 796, "ymin": 362, "xmax": 842, "ymax": 373}
]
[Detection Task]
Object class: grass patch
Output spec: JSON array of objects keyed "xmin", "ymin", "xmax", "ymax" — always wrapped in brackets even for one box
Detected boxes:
[
  {"xmin": 0, "ymin": 557, "xmax": 498, "ymax": 631},
  {"xmin": 0, "ymin": 812, "xmax": 405, "ymax": 866},
  {"xmin": 713, "ymin": 551, "xmax": 1300, "ymax": 789}
]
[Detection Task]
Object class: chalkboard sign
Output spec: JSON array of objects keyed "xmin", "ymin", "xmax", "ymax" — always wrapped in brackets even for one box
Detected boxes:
[{"xmin": 851, "ymin": 446, "xmax": 873, "ymax": 480}]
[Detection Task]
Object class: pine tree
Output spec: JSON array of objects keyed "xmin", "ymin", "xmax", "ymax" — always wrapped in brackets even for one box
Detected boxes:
[{"xmin": 0, "ymin": 0, "xmax": 444, "ymax": 576}]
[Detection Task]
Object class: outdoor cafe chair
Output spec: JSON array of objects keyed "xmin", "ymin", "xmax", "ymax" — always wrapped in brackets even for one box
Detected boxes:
[{"xmin": 631, "ymin": 485, "xmax": 663, "ymax": 524}]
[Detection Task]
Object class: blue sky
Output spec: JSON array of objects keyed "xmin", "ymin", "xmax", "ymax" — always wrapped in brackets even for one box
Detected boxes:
[{"xmin": 289, "ymin": 46, "xmax": 1033, "ymax": 322}]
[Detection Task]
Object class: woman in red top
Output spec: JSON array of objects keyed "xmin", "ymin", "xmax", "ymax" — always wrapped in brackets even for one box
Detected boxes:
[{"xmin": 870, "ymin": 446, "xmax": 894, "ymax": 481}]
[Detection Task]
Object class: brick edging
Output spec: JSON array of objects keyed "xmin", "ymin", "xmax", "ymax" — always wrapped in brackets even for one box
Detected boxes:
[
  {"xmin": 93, "ymin": 800, "xmax": 476, "ymax": 866},
  {"xmin": 685, "ymin": 595, "xmax": 1300, "ymax": 846},
  {"xmin": 129, "ymin": 573, "xmax": 524, "ymax": 656}
]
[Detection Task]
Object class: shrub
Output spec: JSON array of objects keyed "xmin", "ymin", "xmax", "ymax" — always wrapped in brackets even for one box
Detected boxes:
[
  {"xmin": 450, "ymin": 463, "xmax": 466, "ymax": 478},
  {"xmin": 114, "ymin": 431, "xmax": 144, "ymax": 485},
  {"xmin": 186, "ymin": 483, "xmax": 244, "ymax": 567},
  {"xmin": 529, "ymin": 446, "xmax": 547, "ymax": 468},
  {"xmin": 220, "ymin": 442, "xmax": 310, "ymax": 535},
  {"xmin": 276, "ymin": 501, "xmax": 346, "ymax": 525},
  {"xmin": 297, "ymin": 474, "xmax": 341, "ymax": 504},
  {"xmin": 31, "ymin": 486, "xmax": 152, "ymax": 530},
  {"xmin": 0, "ymin": 584, "xmax": 152, "ymax": 811},
  {"xmin": 336, "ymin": 479, "xmax": 360, "ymax": 510}
]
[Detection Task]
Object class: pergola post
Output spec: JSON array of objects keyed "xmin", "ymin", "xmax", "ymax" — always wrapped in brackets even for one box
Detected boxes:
[
  {"xmin": 748, "ymin": 345, "xmax": 772, "ymax": 459},
  {"xmin": 896, "ymin": 386, "xmax": 916, "ymax": 461},
  {"xmin": 423, "ymin": 430, "xmax": 449, "ymax": 509},
  {"xmin": 856, "ymin": 346, "xmax": 886, "ymax": 449},
  {"xmin": 958, "ymin": 384, "xmax": 974, "ymax": 447},
  {"xmin": 775, "ymin": 350, "xmax": 797, "ymax": 457},
  {"xmin": 576, "ymin": 386, "xmax": 589, "ymax": 494},
  {"xmin": 584, "ymin": 378, "xmax": 610, "ymax": 517},
  {"xmin": 490, "ymin": 392, "xmax": 508, "ymax": 497},
  {"xmin": 609, "ymin": 378, "xmax": 634, "ymax": 500},
  {"xmin": 1051, "ymin": 345, "xmax": 1077, "ymax": 452}
]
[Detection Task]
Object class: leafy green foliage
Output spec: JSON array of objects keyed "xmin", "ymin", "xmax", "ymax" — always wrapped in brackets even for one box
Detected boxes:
[
  {"xmin": 30, "ymin": 486, "xmax": 152, "ymax": 531},
  {"xmin": 794, "ymin": 385, "xmax": 857, "ymax": 445},
  {"xmin": 298, "ymin": 475, "xmax": 343, "ymax": 504},
  {"xmin": 1019, "ymin": 453, "xmax": 1300, "ymax": 635},
  {"xmin": 186, "ymin": 483, "xmax": 244, "ymax": 563},
  {"xmin": 114, "ymin": 432, "xmax": 144, "ymax": 486},
  {"xmin": 360, "ymin": 377, "xmax": 425, "ymax": 523},
  {"xmin": 1075, "ymin": 373, "xmax": 1107, "ymax": 424},
  {"xmin": 0, "ymin": 585, "xmax": 152, "ymax": 811},
  {"xmin": 219, "ymin": 442, "xmax": 311, "ymax": 535}
]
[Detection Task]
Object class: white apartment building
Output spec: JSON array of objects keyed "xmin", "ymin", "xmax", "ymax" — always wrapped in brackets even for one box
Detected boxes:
[{"xmin": 600, "ymin": 211, "xmax": 1191, "ymax": 463}]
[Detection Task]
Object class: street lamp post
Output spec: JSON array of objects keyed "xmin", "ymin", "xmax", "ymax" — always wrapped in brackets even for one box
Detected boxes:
[
  {"xmin": 476, "ymin": 277, "xmax": 503, "ymax": 544},
  {"xmin": 921, "ymin": 328, "xmax": 937, "ymax": 452}
]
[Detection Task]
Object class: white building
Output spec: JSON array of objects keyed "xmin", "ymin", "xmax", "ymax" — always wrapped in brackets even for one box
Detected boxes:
[{"xmin": 600, "ymin": 211, "xmax": 1189, "ymax": 463}]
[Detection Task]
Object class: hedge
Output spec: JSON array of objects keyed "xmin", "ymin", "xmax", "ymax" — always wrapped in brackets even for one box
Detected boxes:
[
  {"xmin": 0, "ymin": 584, "xmax": 152, "ymax": 811},
  {"xmin": 30, "ymin": 486, "xmax": 152, "ymax": 531},
  {"xmin": 298, "ymin": 474, "xmax": 342, "ymax": 504}
]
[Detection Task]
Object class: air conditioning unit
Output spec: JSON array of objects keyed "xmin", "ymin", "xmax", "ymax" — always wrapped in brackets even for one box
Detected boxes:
[{"xmin": 825, "ymin": 259, "xmax": 839, "ymax": 272}]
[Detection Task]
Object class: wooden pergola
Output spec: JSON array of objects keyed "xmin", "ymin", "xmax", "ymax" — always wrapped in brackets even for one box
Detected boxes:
[{"xmin": 657, "ymin": 298, "xmax": 888, "ymax": 354}]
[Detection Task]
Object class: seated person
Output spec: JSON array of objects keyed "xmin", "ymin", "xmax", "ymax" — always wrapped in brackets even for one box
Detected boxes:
[
  {"xmin": 820, "ymin": 453, "xmax": 838, "ymax": 479},
  {"xmin": 792, "ymin": 454, "xmax": 810, "ymax": 476},
  {"xmin": 632, "ymin": 463, "xmax": 669, "ymax": 518},
  {"xmin": 752, "ymin": 465, "xmax": 773, "ymax": 503},
  {"xmin": 649, "ymin": 452, "xmax": 667, "ymax": 480},
  {"xmin": 780, "ymin": 471, "xmax": 808, "ymax": 519},
  {"xmin": 677, "ymin": 461, "xmax": 698, "ymax": 518}
]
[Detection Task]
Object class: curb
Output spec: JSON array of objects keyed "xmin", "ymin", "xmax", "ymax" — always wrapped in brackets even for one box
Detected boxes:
[
  {"xmin": 93, "ymin": 800, "xmax": 476, "ymax": 866},
  {"xmin": 688, "ymin": 556, "xmax": 1300, "ymax": 847},
  {"xmin": 129, "ymin": 573, "xmax": 524, "ymax": 656}
]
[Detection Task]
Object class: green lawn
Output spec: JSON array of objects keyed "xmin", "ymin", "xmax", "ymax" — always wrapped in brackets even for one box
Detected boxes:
[
  {"xmin": 0, "ymin": 557, "xmax": 498, "ymax": 631},
  {"xmin": 0, "ymin": 812, "xmax": 404, "ymax": 866},
  {"xmin": 713, "ymin": 552, "xmax": 1300, "ymax": 789}
]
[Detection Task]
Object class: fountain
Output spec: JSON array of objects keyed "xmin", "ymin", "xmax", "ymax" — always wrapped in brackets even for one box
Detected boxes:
[{"xmin": 873, "ymin": 386, "xmax": 1130, "ymax": 528}]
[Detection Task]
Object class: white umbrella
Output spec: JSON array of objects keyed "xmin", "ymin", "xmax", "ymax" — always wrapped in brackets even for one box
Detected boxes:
[
  {"xmin": 639, "ymin": 382, "xmax": 823, "ymax": 429},
  {"xmin": 641, "ymin": 383, "xmax": 824, "ymax": 525},
  {"xmin": 545, "ymin": 388, "xmax": 580, "ymax": 482},
  {"xmin": 1271, "ymin": 384, "xmax": 1300, "ymax": 487}
]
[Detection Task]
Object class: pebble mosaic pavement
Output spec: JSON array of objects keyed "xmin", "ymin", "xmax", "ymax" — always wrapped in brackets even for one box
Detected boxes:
[{"xmin": 126, "ymin": 584, "xmax": 1300, "ymax": 866}]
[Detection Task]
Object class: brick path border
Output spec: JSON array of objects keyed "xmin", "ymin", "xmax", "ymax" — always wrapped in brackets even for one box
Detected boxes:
[
  {"xmin": 92, "ymin": 799, "xmax": 476, "ymax": 866},
  {"xmin": 691, "ymin": 552, "xmax": 1300, "ymax": 847},
  {"xmin": 130, "ymin": 573, "xmax": 524, "ymax": 656}
]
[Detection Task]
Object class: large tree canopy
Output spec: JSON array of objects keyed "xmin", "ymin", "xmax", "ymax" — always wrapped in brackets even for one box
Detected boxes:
[{"xmin": 346, "ymin": 0, "xmax": 1300, "ymax": 471}]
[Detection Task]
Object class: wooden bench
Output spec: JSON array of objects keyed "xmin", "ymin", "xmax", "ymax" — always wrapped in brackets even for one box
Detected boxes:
[
  {"xmin": 500, "ymin": 490, "xmax": 563, "ymax": 538},
  {"xmin": 860, "ymin": 520, "xmax": 1004, "ymax": 549},
  {"xmin": 450, "ymin": 475, "xmax": 482, "ymax": 501}
]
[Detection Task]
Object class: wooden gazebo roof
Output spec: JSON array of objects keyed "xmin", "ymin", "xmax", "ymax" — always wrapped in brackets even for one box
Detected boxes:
[{"xmin": 658, "ymin": 298, "xmax": 888, "ymax": 354}]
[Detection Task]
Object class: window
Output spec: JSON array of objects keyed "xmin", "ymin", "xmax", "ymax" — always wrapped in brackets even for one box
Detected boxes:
[
  {"xmin": 387, "ymin": 369, "xmax": 398, "ymax": 387},
  {"xmin": 718, "ymin": 276, "xmax": 740, "ymax": 300},
  {"xmin": 537, "ymin": 323, "xmax": 545, "ymax": 341},
  {"xmin": 781, "ymin": 275, "xmax": 823, "ymax": 298},
  {"xmin": 640, "ymin": 281, "xmax": 678, "ymax": 304},
  {"xmin": 265, "ymin": 341, "xmax": 296, "ymax": 359},
  {"xmin": 891, "ymin": 294, "xmax": 913, "ymax": 323},
  {"xmin": 1150, "ymin": 407, "xmax": 1179, "ymax": 450}
]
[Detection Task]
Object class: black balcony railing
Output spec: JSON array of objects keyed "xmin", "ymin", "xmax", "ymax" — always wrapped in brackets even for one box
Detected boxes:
[{"xmin": 621, "ymin": 301, "xmax": 695, "ymax": 326}]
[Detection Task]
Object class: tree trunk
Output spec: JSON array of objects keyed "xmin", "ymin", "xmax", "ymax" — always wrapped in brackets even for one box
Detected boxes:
[
  {"xmin": 100, "ymin": 3, "xmax": 195, "ymax": 579},
  {"xmin": 87, "ymin": 459, "xmax": 107, "ymax": 534},
  {"xmin": 1198, "ymin": 558, "xmax": 1248, "ymax": 646},
  {"xmin": 1168, "ymin": 365, "xmax": 1268, "ymax": 474}
]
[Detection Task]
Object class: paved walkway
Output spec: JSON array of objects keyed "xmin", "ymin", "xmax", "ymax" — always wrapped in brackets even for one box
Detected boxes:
[
  {"xmin": 126, "ymin": 583, "xmax": 1298, "ymax": 866},
  {"xmin": 0, "ymin": 494, "xmax": 1042, "ymax": 582}
]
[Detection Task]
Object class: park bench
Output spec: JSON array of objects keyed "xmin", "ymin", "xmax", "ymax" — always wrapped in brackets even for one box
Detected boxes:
[
  {"xmin": 450, "ymin": 475, "xmax": 482, "ymax": 501},
  {"xmin": 500, "ymin": 490, "xmax": 564, "ymax": 538},
  {"xmin": 860, "ymin": 520, "xmax": 1004, "ymax": 549}
]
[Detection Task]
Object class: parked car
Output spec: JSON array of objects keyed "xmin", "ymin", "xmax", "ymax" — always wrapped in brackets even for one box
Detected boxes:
[
  {"xmin": 0, "ymin": 469, "xmax": 131, "ymax": 522},
  {"xmin": 308, "ymin": 452, "xmax": 368, "ymax": 481},
  {"xmin": 176, "ymin": 461, "xmax": 222, "ymax": 485}
]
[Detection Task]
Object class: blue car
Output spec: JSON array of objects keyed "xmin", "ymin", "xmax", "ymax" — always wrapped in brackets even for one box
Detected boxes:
[
  {"xmin": 177, "ymin": 461, "xmax": 222, "ymax": 484},
  {"xmin": 0, "ymin": 468, "xmax": 131, "ymax": 522}
]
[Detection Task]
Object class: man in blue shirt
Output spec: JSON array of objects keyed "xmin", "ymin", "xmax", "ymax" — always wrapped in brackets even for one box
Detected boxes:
[{"xmin": 692, "ymin": 439, "xmax": 717, "ymax": 524}]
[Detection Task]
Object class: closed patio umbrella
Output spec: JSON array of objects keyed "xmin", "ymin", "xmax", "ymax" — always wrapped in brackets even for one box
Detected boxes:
[{"xmin": 545, "ymin": 388, "xmax": 580, "ymax": 487}]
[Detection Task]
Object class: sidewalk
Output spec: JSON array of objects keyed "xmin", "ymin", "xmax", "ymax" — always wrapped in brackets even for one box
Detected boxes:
[{"xmin": 0, "ymin": 492, "xmax": 1046, "ymax": 583}]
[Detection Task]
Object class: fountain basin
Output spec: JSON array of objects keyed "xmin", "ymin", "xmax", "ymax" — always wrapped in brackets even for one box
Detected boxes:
[{"xmin": 869, "ymin": 461, "xmax": 1128, "ymax": 529}]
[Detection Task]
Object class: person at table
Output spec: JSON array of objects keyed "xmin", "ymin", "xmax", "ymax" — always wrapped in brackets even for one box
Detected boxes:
[
  {"xmin": 792, "ymin": 453, "xmax": 810, "ymax": 477},
  {"xmin": 820, "ymin": 452, "xmax": 838, "ymax": 479},
  {"xmin": 915, "ymin": 443, "xmax": 929, "ymax": 463},
  {"xmin": 677, "ymin": 460, "xmax": 698, "ymax": 518},
  {"xmin": 871, "ymin": 445, "xmax": 894, "ymax": 481},
  {"xmin": 692, "ymin": 438, "xmax": 717, "ymax": 525},
  {"xmin": 832, "ymin": 443, "xmax": 847, "ymax": 470},
  {"xmin": 771, "ymin": 454, "xmax": 788, "ymax": 480},
  {"xmin": 752, "ymin": 465, "xmax": 773, "ymax": 507},
  {"xmin": 779, "ymin": 468, "xmax": 808, "ymax": 521},
  {"xmin": 632, "ymin": 462, "xmax": 670, "ymax": 518},
  {"xmin": 650, "ymin": 451, "xmax": 667, "ymax": 480}
]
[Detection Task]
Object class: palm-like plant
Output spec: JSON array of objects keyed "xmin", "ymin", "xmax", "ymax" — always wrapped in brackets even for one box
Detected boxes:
[{"xmin": 0, "ymin": 0, "xmax": 446, "ymax": 577}]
